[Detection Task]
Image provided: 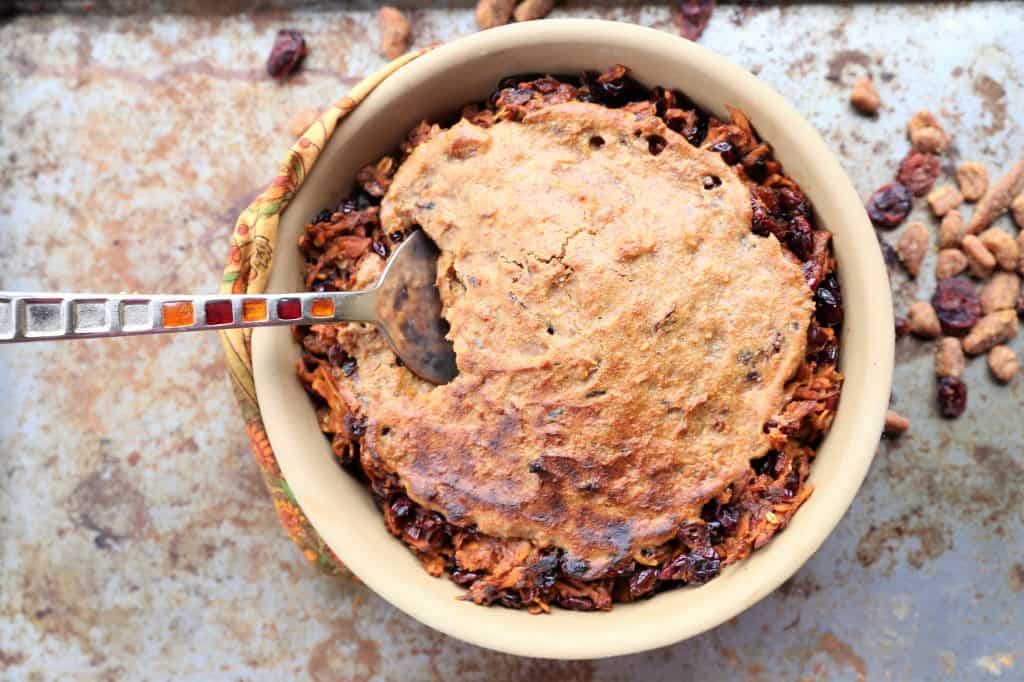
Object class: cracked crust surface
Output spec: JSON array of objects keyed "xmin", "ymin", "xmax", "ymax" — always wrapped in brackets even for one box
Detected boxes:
[{"xmin": 335, "ymin": 101, "xmax": 816, "ymax": 575}]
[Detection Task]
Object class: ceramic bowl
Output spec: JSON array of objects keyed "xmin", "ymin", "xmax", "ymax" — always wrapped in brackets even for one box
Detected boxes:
[{"xmin": 251, "ymin": 19, "xmax": 893, "ymax": 659}]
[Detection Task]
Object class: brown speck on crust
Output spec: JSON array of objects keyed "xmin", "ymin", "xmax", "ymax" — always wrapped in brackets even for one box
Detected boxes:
[
  {"xmin": 849, "ymin": 77, "xmax": 880, "ymax": 115},
  {"xmin": 883, "ymin": 409, "xmax": 909, "ymax": 436},
  {"xmin": 968, "ymin": 161, "xmax": 1024, "ymax": 234},
  {"xmin": 987, "ymin": 345, "xmax": 1018, "ymax": 383},
  {"xmin": 377, "ymin": 6, "xmax": 411, "ymax": 60},
  {"xmin": 956, "ymin": 161, "xmax": 989, "ymax": 202},
  {"xmin": 475, "ymin": 0, "xmax": 516, "ymax": 29}
]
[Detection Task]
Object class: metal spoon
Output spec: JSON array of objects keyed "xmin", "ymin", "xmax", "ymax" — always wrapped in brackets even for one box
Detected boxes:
[{"xmin": 0, "ymin": 230, "xmax": 458, "ymax": 384}]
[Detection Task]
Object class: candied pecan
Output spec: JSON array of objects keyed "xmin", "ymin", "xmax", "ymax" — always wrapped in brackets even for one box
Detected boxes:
[
  {"xmin": 932, "ymin": 278, "xmax": 981, "ymax": 337},
  {"xmin": 579, "ymin": 65, "xmax": 648, "ymax": 108},
  {"xmin": 967, "ymin": 161, "xmax": 1024, "ymax": 234},
  {"xmin": 896, "ymin": 221, "xmax": 928, "ymax": 277},
  {"xmin": 978, "ymin": 228, "xmax": 1019, "ymax": 272},
  {"xmin": 939, "ymin": 210, "xmax": 966, "ymax": 248},
  {"xmin": 287, "ymin": 108, "xmax": 319, "ymax": 137},
  {"xmin": 907, "ymin": 109, "xmax": 949, "ymax": 153},
  {"xmin": 883, "ymin": 409, "xmax": 910, "ymax": 436},
  {"xmin": 355, "ymin": 157, "xmax": 396, "ymax": 198},
  {"xmin": 928, "ymin": 185, "xmax": 964, "ymax": 217},
  {"xmin": 937, "ymin": 377, "xmax": 967, "ymax": 418},
  {"xmin": 962, "ymin": 310, "xmax": 1018, "ymax": 355},
  {"xmin": 676, "ymin": 0, "xmax": 715, "ymax": 41},
  {"xmin": 957, "ymin": 161, "xmax": 989, "ymax": 202},
  {"xmin": 475, "ymin": 0, "xmax": 515, "ymax": 29},
  {"xmin": 378, "ymin": 6, "xmax": 411, "ymax": 60},
  {"xmin": 514, "ymin": 0, "xmax": 555, "ymax": 21},
  {"xmin": 907, "ymin": 301, "xmax": 941, "ymax": 339},
  {"xmin": 897, "ymin": 151, "xmax": 940, "ymax": 197},
  {"xmin": 866, "ymin": 183, "xmax": 912, "ymax": 229},
  {"xmin": 1012, "ymin": 193, "xmax": 1024, "ymax": 230},
  {"xmin": 266, "ymin": 29, "xmax": 307, "ymax": 80},
  {"xmin": 961, "ymin": 234, "xmax": 996, "ymax": 278},
  {"xmin": 936, "ymin": 249, "xmax": 968, "ymax": 280},
  {"xmin": 935, "ymin": 337, "xmax": 965, "ymax": 379},
  {"xmin": 980, "ymin": 273, "xmax": 1021, "ymax": 314},
  {"xmin": 850, "ymin": 77, "xmax": 880, "ymax": 115},
  {"xmin": 987, "ymin": 345, "xmax": 1019, "ymax": 383}
]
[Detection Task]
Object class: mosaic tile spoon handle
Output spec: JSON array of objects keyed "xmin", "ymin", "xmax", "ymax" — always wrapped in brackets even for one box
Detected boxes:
[{"xmin": 0, "ymin": 231, "xmax": 458, "ymax": 385}]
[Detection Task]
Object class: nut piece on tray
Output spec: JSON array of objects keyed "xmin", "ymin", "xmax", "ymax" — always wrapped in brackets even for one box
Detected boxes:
[
  {"xmin": 961, "ymin": 234, "xmax": 996, "ymax": 279},
  {"xmin": 883, "ymin": 409, "xmax": 910, "ymax": 436},
  {"xmin": 850, "ymin": 77, "xmax": 881, "ymax": 115},
  {"xmin": 896, "ymin": 221, "xmax": 928, "ymax": 277},
  {"xmin": 928, "ymin": 185, "xmax": 964, "ymax": 217},
  {"xmin": 378, "ymin": 6, "xmax": 412, "ymax": 60},
  {"xmin": 908, "ymin": 301, "xmax": 941, "ymax": 339},
  {"xmin": 476, "ymin": 0, "xmax": 516, "ymax": 29},
  {"xmin": 988, "ymin": 345, "xmax": 1019, "ymax": 383},
  {"xmin": 935, "ymin": 337, "xmax": 965, "ymax": 378},
  {"xmin": 514, "ymin": 0, "xmax": 557, "ymax": 22},
  {"xmin": 962, "ymin": 310, "xmax": 1018, "ymax": 355},
  {"xmin": 907, "ymin": 109, "xmax": 950, "ymax": 154},
  {"xmin": 957, "ymin": 161, "xmax": 989, "ymax": 202},
  {"xmin": 978, "ymin": 228, "xmax": 1020, "ymax": 272},
  {"xmin": 979, "ymin": 272, "xmax": 1021, "ymax": 314},
  {"xmin": 939, "ymin": 210, "xmax": 966, "ymax": 248},
  {"xmin": 967, "ymin": 160, "xmax": 1024, "ymax": 234}
]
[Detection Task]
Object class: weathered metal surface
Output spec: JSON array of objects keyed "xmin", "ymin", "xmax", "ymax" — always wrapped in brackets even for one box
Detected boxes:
[{"xmin": 0, "ymin": 2, "xmax": 1021, "ymax": 680}]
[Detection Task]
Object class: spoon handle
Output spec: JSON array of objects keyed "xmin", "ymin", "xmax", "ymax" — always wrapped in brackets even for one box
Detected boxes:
[{"xmin": 0, "ymin": 289, "xmax": 377, "ymax": 343}]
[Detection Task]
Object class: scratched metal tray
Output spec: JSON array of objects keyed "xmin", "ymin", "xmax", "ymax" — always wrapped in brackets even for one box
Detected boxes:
[{"xmin": 0, "ymin": 2, "xmax": 1021, "ymax": 679}]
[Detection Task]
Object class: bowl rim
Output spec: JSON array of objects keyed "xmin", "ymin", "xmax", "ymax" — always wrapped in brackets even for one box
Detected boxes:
[{"xmin": 251, "ymin": 18, "xmax": 893, "ymax": 659}]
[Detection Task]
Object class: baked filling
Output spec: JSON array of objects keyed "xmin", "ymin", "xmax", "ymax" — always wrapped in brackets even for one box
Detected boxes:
[{"xmin": 297, "ymin": 66, "xmax": 843, "ymax": 612}]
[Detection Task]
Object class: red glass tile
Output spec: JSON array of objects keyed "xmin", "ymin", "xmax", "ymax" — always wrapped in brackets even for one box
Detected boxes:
[
  {"xmin": 205, "ymin": 300, "xmax": 233, "ymax": 325},
  {"xmin": 277, "ymin": 298, "xmax": 302, "ymax": 320}
]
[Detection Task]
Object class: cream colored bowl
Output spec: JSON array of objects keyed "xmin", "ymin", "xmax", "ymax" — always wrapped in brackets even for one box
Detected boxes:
[{"xmin": 251, "ymin": 19, "xmax": 893, "ymax": 659}]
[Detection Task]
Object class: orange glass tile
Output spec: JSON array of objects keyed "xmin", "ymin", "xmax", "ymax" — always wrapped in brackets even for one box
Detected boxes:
[
  {"xmin": 162, "ymin": 301, "xmax": 195, "ymax": 328},
  {"xmin": 310, "ymin": 297, "xmax": 334, "ymax": 318},
  {"xmin": 242, "ymin": 299, "xmax": 267, "ymax": 322}
]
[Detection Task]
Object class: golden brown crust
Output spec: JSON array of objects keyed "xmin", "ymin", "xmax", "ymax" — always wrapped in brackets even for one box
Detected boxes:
[
  {"xmin": 296, "ymin": 67, "xmax": 842, "ymax": 611},
  {"xmin": 341, "ymin": 102, "xmax": 814, "ymax": 574}
]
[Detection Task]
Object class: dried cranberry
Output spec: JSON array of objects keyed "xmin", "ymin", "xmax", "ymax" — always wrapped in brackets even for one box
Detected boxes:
[
  {"xmin": 338, "ymin": 197, "xmax": 357, "ymax": 214},
  {"xmin": 1017, "ymin": 295, "xmax": 1024, "ymax": 321},
  {"xmin": 677, "ymin": 0, "xmax": 715, "ymax": 41},
  {"xmin": 327, "ymin": 344, "xmax": 347, "ymax": 367},
  {"xmin": 897, "ymin": 151, "xmax": 941, "ymax": 197},
  {"xmin": 313, "ymin": 280, "xmax": 338, "ymax": 293},
  {"xmin": 266, "ymin": 29, "xmax": 307, "ymax": 80},
  {"xmin": 752, "ymin": 450, "xmax": 780, "ymax": 476},
  {"xmin": 814, "ymin": 273, "xmax": 844, "ymax": 327},
  {"xmin": 931, "ymin": 278, "xmax": 981, "ymax": 337},
  {"xmin": 894, "ymin": 316, "xmax": 910, "ymax": 339},
  {"xmin": 341, "ymin": 357, "xmax": 358, "ymax": 377},
  {"xmin": 878, "ymin": 237, "xmax": 899, "ymax": 271},
  {"xmin": 579, "ymin": 68, "xmax": 648, "ymax": 108},
  {"xmin": 683, "ymin": 110, "xmax": 709, "ymax": 147},
  {"xmin": 659, "ymin": 547, "xmax": 720, "ymax": 583},
  {"xmin": 450, "ymin": 569, "xmax": 481, "ymax": 586},
  {"xmin": 628, "ymin": 567, "xmax": 658, "ymax": 598},
  {"xmin": 937, "ymin": 377, "xmax": 967, "ymax": 418},
  {"xmin": 344, "ymin": 413, "xmax": 367, "ymax": 436},
  {"xmin": 558, "ymin": 595, "xmax": 594, "ymax": 611},
  {"xmin": 866, "ymin": 182, "xmax": 912, "ymax": 229},
  {"xmin": 390, "ymin": 495, "xmax": 414, "ymax": 521},
  {"xmin": 390, "ymin": 231, "xmax": 405, "ymax": 243},
  {"xmin": 499, "ymin": 592, "xmax": 522, "ymax": 609},
  {"xmin": 312, "ymin": 208, "xmax": 333, "ymax": 224},
  {"xmin": 371, "ymin": 240, "xmax": 388, "ymax": 258},
  {"xmin": 709, "ymin": 140, "xmax": 739, "ymax": 165}
]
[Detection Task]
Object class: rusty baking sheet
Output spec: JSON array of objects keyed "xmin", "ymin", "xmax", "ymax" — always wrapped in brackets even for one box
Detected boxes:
[{"xmin": 0, "ymin": 2, "xmax": 1021, "ymax": 680}]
